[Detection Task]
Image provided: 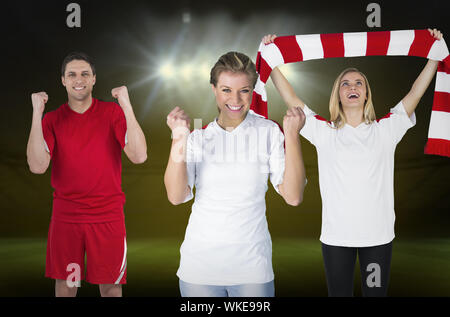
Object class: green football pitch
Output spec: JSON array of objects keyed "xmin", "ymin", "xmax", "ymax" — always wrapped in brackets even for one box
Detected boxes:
[{"xmin": 0, "ymin": 238, "xmax": 449, "ymax": 297}]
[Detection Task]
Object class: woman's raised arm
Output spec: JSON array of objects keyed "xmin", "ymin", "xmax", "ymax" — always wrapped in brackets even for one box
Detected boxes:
[
  {"xmin": 402, "ymin": 28, "xmax": 443, "ymax": 117},
  {"xmin": 262, "ymin": 34, "xmax": 306, "ymax": 110}
]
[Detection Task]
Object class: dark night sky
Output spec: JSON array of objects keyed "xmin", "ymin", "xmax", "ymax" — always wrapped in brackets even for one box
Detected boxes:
[{"xmin": 0, "ymin": 0, "xmax": 449, "ymax": 238}]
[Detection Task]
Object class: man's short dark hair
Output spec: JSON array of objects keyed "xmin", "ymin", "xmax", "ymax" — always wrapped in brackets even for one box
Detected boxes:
[{"xmin": 61, "ymin": 52, "xmax": 96, "ymax": 76}]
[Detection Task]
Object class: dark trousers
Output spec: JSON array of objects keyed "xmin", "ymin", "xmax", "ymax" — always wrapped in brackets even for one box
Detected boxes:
[{"xmin": 321, "ymin": 242, "xmax": 393, "ymax": 297}]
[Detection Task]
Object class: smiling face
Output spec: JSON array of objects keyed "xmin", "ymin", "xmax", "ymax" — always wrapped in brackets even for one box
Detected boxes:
[
  {"xmin": 212, "ymin": 71, "xmax": 253, "ymax": 128},
  {"xmin": 338, "ymin": 71, "xmax": 367, "ymax": 110},
  {"xmin": 61, "ymin": 59, "xmax": 96, "ymax": 102}
]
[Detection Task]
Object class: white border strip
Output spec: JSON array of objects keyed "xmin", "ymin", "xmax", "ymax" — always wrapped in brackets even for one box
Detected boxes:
[
  {"xmin": 296, "ymin": 34, "xmax": 324, "ymax": 61},
  {"xmin": 435, "ymin": 72, "xmax": 450, "ymax": 93},
  {"xmin": 260, "ymin": 43, "xmax": 285, "ymax": 69},
  {"xmin": 387, "ymin": 30, "xmax": 415, "ymax": 56},
  {"xmin": 428, "ymin": 111, "xmax": 450, "ymax": 140},
  {"xmin": 344, "ymin": 32, "xmax": 367, "ymax": 57},
  {"xmin": 115, "ymin": 237, "xmax": 127, "ymax": 284}
]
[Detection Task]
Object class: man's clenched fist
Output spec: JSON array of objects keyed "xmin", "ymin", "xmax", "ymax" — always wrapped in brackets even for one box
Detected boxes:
[
  {"xmin": 111, "ymin": 86, "xmax": 132, "ymax": 109},
  {"xmin": 31, "ymin": 92, "xmax": 48, "ymax": 114}
]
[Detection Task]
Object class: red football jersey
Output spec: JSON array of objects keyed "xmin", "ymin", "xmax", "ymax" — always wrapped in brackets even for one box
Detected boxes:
[{"xmin": 42, "ymin": 98, "xmax": 127, "ymax": 223}]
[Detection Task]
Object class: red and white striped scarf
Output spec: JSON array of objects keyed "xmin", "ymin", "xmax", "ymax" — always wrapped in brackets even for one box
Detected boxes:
[{"xmin": 250, "ymin": 30, "xmax": 450, "ymax": 157}]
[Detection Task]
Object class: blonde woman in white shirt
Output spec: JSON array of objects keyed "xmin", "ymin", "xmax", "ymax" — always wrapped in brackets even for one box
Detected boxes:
[
  {"xmin": 262, "ymin": 29, "xmax": 443, "ymax": 297},
  {"xmin": 164, "ymin": 51, "xmax": 307, "ymax": 297}
]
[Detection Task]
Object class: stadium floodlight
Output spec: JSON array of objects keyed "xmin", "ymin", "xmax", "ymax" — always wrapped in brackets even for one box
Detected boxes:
[
  {"xmin": 200, "ymin": 63, "xmax": 210, "ymax": 80},
  {"xmin": 278, "ymin": 64, "xmax": 295, "ymax": 81},
  {"xmin": 181, "ymin": 64, "xmax": 193, "ymax": 80},
  {"xmin": 182, "ymin": 12, "xmax": 191, "ymax": 24},
  {"xmin": 159, "ymin": 63, "xmax": 175, "ymax": 79}
]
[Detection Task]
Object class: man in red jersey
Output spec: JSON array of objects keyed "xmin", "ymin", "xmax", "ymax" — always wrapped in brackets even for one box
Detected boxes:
[{"xmin": 26, "ymin": 52, "xmax": 147, "ymax": 297}]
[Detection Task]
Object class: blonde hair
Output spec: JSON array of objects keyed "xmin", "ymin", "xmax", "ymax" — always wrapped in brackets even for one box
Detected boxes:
[
  {"xmin": 210, "ymin": 52, "xmax": 258, "ymax": 88},
  {"xmin": 329, "ymin": 68, "xmax": 376, "ymax": 129}
]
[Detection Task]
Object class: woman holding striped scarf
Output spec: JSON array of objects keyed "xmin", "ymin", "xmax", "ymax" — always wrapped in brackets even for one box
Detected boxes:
[{"xmin": 262, "ymin": 29, "xmax": 443, "ymax": 297}]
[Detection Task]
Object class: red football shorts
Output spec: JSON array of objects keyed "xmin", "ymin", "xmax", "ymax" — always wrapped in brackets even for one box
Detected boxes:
[{"xmin": 45, "ymin": 219, "xmax": 127, "ymax": 285}]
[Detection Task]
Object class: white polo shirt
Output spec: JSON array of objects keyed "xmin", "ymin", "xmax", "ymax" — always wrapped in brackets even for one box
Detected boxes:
[
  {"xmin": 176, "ymin": 110, "xmax": 285, "ymax": 285},
  {"xmin": 300, "ymin": 101, "xmax": 416, "ymax": 247}
]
